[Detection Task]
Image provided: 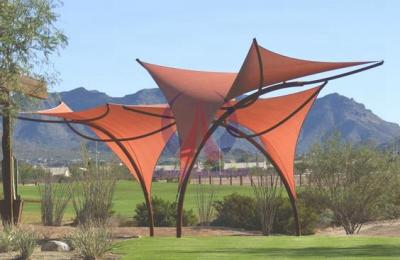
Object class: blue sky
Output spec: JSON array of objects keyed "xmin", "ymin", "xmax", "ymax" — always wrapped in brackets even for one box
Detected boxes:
[{"xmin": 51, "ymin": 1, "xmax": 399, "ymax": 123}]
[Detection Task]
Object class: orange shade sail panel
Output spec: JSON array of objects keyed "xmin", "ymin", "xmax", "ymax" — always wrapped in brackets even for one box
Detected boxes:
[
  {"xmin": 33, "ymin": 103, "xmax": 176, "ymax": 193},
  {"xmin": 139, "ymin": 39, "xmax": 373, "ymax": 186},
  {"xmin": 138, "ymin": 61, "xmax": 236, "ymax": 183},
  {"xmin": 34, "ymin": 102, "xmax": 73, "ymax": 114},
  {"xmin": 227, "ymin": 40, "xmax": 372, "ymax": 99},
  {"xmin": 226, "ymin": 86, "xmax": 322, "ymax": 198}
]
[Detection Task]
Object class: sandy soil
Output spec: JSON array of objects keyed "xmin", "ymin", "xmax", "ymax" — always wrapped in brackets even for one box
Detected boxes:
[
  {"xmin": 30, "ymin": 219, "xmax": 400, "ymax": 240},
  {"xmin": 316, "ymin": 218, "xmax": 400, "ymax": 237},
  {"xmin": 30, "ymin": 225, "xmax": 260, "ymax": 240},
  {"xmin": 0, "ymin": 250, "xmax": 118, "ymax": 260}
]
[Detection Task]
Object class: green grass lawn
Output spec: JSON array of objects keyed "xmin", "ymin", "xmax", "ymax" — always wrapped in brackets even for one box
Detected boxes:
[
  {"xmin": 8, "ymin": 181, "xmax": 400, "ymax": 259},
  {"xmin": 115, "ymin": 236, "xmax": 400, "ymax": 259},
  {"xmin": 8, "ymin": 180, "xmax": 254, "ymax": 223}
]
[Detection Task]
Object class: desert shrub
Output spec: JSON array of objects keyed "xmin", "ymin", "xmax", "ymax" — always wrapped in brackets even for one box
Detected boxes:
[
  {"xmin": 71, "ymin": 144, "xmax": 117, "ymax": 225},
  {"xmin": 305, "ymin": 136, "xmax": 397, "ymax": 234},
  {"xmin": 194, "ymin": 175, "xmax": 218, "ymax": 225},
  {"xmin": 0, "ymin": 225, "xmax": 14, "ymax": 253},
  {"xmin": 69, "ymin": 222, "xmax": 113, "ymax": 260},
  {"xmin": 38, "ymin": 172, "xmax": 71, "ymax": 226},
  {"xmin": 250, "ymin": 168, "xmax": 283, "ymax": 235},
  {"xmin": 211, "ymin": 193, "xmax": 259, "ymax": 230},
  {"xmin": 134, "ymin": 196, "xmax": 197, "ymax": 227},
  {"xmin": 273, "ymin": 198, "xmax": 319, "ymax": 235},
  {"xmin": 211, "ymin": 192, "xmax": 318, "ymax": 235},
  {"xmin": 13, "ymin": 227, "xmax": 37, "ymax": 260},
  {"xmin": 299, "ymin": 189, "xmax": 337, "ymax": 228},
  {"xmin": 377, "ymin": 192, "xmax": 400, "ymax": 220},
  {"xmin": 375, "ymin": 159, "xmax": 400, "ymax": 219}
]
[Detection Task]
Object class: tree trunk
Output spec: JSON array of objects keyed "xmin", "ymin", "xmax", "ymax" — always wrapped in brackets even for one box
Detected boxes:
[{"xmin": 2, "ymin": 94, "xmax": 14, "ymax": 225}]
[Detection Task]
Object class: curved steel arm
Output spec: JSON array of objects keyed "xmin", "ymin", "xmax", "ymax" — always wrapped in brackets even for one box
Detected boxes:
[
  {"xmin": 65, "ymin": 120, "xmax": 176, "ymax": 142},
  {"xmin": 16, "ymin": 115, "xmax": 176, "ymax": 142},
  {"xmin": 222, "ymin": 60, "xmax": 383, "ymax": 110},
  {"xmin": 123, "ymin": 105, "xmax": 174, "ymax": 119},
  {"xmin": 16, "ymin": 116, "xmax": 66, "ymax": 123},
  {"xmin": 16, "ymin": 104, "xmax": 110, "ymax": 123}
]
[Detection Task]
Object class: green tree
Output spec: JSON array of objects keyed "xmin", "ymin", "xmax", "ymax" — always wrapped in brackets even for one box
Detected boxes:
[
  {"xmin": 18, "ymin": 162, "xmax": 46, "ymax": 184},
  {"xmin": 306, "ymin": 136, "xmax": 395, "ymax": 234},
  {"xmin": 0, "ymin": 0, "xmax": 67, "ymax": 224}
]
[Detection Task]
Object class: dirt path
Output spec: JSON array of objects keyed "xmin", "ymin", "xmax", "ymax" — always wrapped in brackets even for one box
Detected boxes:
[{"xmin": 30, "ymin": 225, "xmax": 260, "ymax": 240}]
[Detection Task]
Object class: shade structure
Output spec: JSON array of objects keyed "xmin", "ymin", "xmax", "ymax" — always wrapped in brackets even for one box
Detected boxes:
[
  {"xmin": 138, "ymin": 39, "xmax": 372, "ymax": 188},
  {"xmin": 138, "ymin": 61, "xmax": 236, "ymax": 184},
  {"xmin": 33, "ymin": 103, "xmax": 176, "ymax": 193},
  {"xmin": 224, "ymin": 86, "xmax": 322, "ymax": 199}
]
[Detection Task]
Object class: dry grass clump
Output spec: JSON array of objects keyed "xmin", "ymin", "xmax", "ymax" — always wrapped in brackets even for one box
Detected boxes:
[
  {"xmin": 69, "ymin": 221, "xmax": 114, "ymax": 260},
  {"xmin": 71, "ymin": 144, "xmax": 117, "ymax": 225},
  {"xmin": 13, "ymin": 226, "xmax": 38, "ymax": 260},
  {"xmin": 0, "ymin": 224, "xmax": 14, "ymax": 253},
  {"xmin": 38, "ymin": 172, "xmax": 71, "ymax": 226}
]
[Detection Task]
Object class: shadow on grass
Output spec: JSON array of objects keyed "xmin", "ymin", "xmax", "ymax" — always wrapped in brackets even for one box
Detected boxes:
[{"xmin": 178, "ymin": 244, "xmax": 400, "ymax": 258}]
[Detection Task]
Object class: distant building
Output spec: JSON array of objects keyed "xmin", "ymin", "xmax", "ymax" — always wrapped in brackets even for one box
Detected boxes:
[
  {"xmin": 44, "ymin": 167, "xmax": 71, "ymax": 177},
  {"xmin": 156, "ymin": 161, "xmax": 272, "ymax": 171}
]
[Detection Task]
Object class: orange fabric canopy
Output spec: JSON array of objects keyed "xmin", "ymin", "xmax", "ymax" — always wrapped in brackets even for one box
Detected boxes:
[
  {"xmin": 34, "ymin": 102, "xmax": 73, "ymax": 114},
  {"xmin": 139, "ymin": 40, "xmax": 368, "ymax": 184},
  {"xmin": 138, "ymin": 62, "xmax": 236, "ymax": 182},
  {"xmin": 226, "ymin": 41, "xmax": 370, "ymax": 99},
  {"xmin": 224, "ymin": 86, "xmax": 321, "ymax": 198},
  {"xmin": 34, "ymin": 103, "xmax": 176, "ymax": 193}
]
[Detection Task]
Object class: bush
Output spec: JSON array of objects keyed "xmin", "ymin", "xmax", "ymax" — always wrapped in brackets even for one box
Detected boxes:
[
  {"xmin": 134, "ymin": 196, "xmax": 197, "ymax": 227},
  {"xmin": 376, "ymin": 170, "xmax": 400, "ymax": 220},
  {"xmin": 13, "ymin": 227, "xmax": 37, "ymax": 260},
  {"xmin": 211, "ymin": 193, "xmax": 259, "ymax": 230},
  {"xmin": 211, "ymin": 192, "xmax": 319, "ymax": 235},
  {"xmin": 69, "ymin": 222, "xmax": 113, "ymax": 260},
  {"xmin": 299, "ymin": 189, "xmax": 337, "ymax": 228},
  {"xmin": 273, "ymin": 198, "xmax": 319, "ymax": 235}
]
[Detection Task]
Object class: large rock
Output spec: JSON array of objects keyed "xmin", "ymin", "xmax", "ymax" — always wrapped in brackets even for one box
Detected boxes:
[{"xmin": 41, "ymin": 240, "xmax": 70, "ymax": 252}]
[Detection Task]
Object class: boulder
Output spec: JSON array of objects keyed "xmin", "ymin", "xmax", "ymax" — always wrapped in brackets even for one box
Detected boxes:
[{"xmin": 41, "ymin": 240, "xmax": 70, "ymax": 252}]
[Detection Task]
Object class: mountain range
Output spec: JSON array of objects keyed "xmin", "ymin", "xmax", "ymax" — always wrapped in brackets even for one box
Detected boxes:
[{"xmin": 7, "ymin": 87, "xmax": 400, "ymax": 165}]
